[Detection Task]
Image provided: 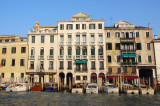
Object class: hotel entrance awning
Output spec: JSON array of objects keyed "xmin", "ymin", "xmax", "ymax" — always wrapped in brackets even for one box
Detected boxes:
[
  {"xmin": 75, "ymin": 60, "xmax": 87, "ymax": 63},
  {"xmin": 122, "ymin": 54, "xmax": 136, "ymax": 58}
]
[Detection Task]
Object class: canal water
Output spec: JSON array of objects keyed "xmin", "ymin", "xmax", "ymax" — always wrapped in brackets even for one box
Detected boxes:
[{"xmin": 0, "ymin": 91, "xmax": 160, "ymax": 106}]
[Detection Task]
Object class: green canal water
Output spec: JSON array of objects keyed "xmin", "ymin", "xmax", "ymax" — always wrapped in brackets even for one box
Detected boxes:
[{"xmin": 0, "ymin": 91, "xmax": 160, "ymax": 106}]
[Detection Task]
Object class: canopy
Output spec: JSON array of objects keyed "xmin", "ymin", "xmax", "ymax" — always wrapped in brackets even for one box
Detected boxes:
[
  {"xmin": 75, "ymin": 60, "xmax": 87, "ymax": 63},
  {"xmin": 122, "ymin": 54, "xmax": 136, "ymax": 57}
]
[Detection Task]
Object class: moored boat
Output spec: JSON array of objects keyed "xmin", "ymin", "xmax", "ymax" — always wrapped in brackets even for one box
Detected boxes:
[
  {"xmin": 123, "ymin": 84, "xmax": 139, "ymax": 94},
  {"xmin": 72, "ymin": 83, "xmax": 83, "ymax": 93},
  {"xmin": 6, "ymin": 83, "xmax": 28, "ymax": 92},
  {"xmin": 86, "ymin": 83, "xmax": 98, "ymax": 94},
  {"xmin": 139, "ymin": 85, "xmax": 154, "ymax": 94},
  {"xmin": 103, "ymin": 83, "xmax": 119, "ymax": 93}
]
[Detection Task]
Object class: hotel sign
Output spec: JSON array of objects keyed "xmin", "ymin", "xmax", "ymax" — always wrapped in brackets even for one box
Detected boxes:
[{"xmin": 26, "ymin": 72, "xmax": 56, "ymax": 75}]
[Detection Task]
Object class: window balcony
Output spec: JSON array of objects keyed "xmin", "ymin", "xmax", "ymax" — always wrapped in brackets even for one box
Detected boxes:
[
  {"xmin": 67, "ymin": 67, "xmax": 72, "ymax": 70},
  {"xmin": 66, "ymin": 55, "xmax": 72, "ymax": 60},
  {"xmin": 48, "ymin": 67, "xmax": 54, "ymax": 70},
  {"xmin": 66, "ymin": 42, "xmax": 72, "ymax": 45},
  {"xmin": 82, "ymin": 68, "xmax": 88, "ymax": 72},
  {"xmin": 38, "ymin": 55, "xmax": 44, "ymax": 60},
  {"xmin": 81, "ymin": 42, "xmax": 87, "ymax": 45},
  {"xmin": 121, "ymin": 49, "xmax": 136, "ymax": 53},
  {"xmin": 47, "ymin": 55, "xmax": 54, "ymax": 60},
  {"xmin": 59, "ymin": 42, "xmax": 64, "ymax": 45},
  {"xmin": 91, "ymin": 68, "xmax": 96, "ymax": 70},
  {"xmin": 59, "ymin": 67, "xmax": 64, "ymax": 70},
  {"xmin": 120, "ymin": 37, "xmax": 135, "ymax": 43},
  {"xmin": 90, "ymin": 55, "xmax": 96, "ymax": 60},
  {"xmin": 98, "ymin": 55, "xmax": 104, "ymax": 60},
  {"xmin": 75, "ymin": 42, "xmax": 80, "ymax": 45},
  {"xmin": 29, "ymin": 55, "xmax": 35, "ymax": 60},
  {"xmin": 99, "ymin": 67, "xmax": 104, "ymax": 70},
  {"xmin": 121, "ymin": 62, "xmax": 138, "ymax": 66},
  {"xmin": 90, "ymin": 42, "xmax": 95, "ymax": 45},
  {"xmin": 74, "ymin": 55, "xmax": 81, "ymax": 60},
  {"xmin": 58, "ymin": 55, "xmax": 64, "ymax": 60},
  {"xmin": 81, "ymin": 55, "xmax": 88, "ymax": 60},
  {"xmin": 98, "ymin": 42, "xmax": 103, "ymax": 45}
]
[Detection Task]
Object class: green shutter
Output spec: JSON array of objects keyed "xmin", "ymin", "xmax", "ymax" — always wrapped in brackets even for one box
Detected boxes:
[
  {"xmin": 76, "ymin": 49, "xmax": 80, "ymax": 55},
  {"xmin": 68, "ymin": 49, "xmax": 72, "ymax": 55},
  {"xmin": 91, "ymin": 49, "xmax": 95, "ymax": 55},
  {"xmin": 50, "ymin": 49, "xmax": 53, "ymax": 55},
  {"xmin": 31, "ymin": 49, "xmax": 33, "ymax": 55}
]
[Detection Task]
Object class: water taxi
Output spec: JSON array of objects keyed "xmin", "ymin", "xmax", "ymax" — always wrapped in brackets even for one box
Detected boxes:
[
  {"xmin": 103, "ymin": 83, "xmax": 119, "ymax": 93},
  {"xmin": 86, "ymin": 83, "xmax": 98, "ymax": 94}
]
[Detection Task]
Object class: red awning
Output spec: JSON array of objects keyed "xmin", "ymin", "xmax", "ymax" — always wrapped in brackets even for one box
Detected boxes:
[
  {"xmin": 107, "ymin": 76, "xmax": 138, "ymax": 79},
  {"xmin": 91, "ymin": 76, "xmax": 97, "ymax": 77},
  {"xmin": 99, "ymin": 76, "xmax": 105, "ymax": 77},
  {"xmin": 26, "ymin": 72, "xmax": 56, "ymax": 75}
]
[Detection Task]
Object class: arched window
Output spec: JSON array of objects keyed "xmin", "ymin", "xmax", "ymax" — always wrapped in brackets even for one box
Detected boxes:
[
  {"xmin": 76, "ymin": 46, "xmax": 80, "ymax": 55},
  {"xmin": 91, "ymin": 46, "xmax": 95, "ymax": 55},
  {"xmin": 98, "ymin": 46, "xmax": 103, "ymax": 55},
  {"xmin": 82, "ymin": 46, "xmax": 87, "ymax": 55},
  {"xmin": 50, "ymin": 47, "xmax": 54, "ymax": 55},
  {"xmin": 68, "ymin": 47, "xmax": 72, "ymax": 55},
  {"xmin": 40, "ymin": 47, "xmax": 44, "ymax": 55},
  {"xmin": 31, "ymin": 47, "xmax": 35, "ymax": 55},
  {"xmin": 60, "ymin": 47, "xmax": 64, "ymax": 55}
]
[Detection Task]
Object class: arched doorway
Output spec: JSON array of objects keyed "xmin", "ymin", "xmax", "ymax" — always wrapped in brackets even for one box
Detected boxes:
[
  {"xmin": 67, "ymin": 73, "xmax": 73, "ymax": 85},
  {"xmin": 99, "ymin": 73, "xmax": 105, "ymax": 83},
  {"xmin": 59, "ymin": 72, "xmax": 65, "ymax": 85},
  {"xmin": 91, "ymin": 73, "xmax": 97, "ymax": 83}
]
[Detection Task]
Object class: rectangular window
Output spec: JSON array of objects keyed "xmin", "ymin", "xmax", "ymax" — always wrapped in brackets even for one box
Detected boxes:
[
  {"xmin": 41, "ymin": 36, "xmax": 45, "ymax": 43},
  {"xmin": 83, "ymin": 76, "xmax": 87, "ymax": 80},
  {"xmin": 76, "ymin": 24, "xmax": 80, "ymax": 30},
  {"xmin": 30, "ymin": 61, "xmax": 34, "ymax": 69},
  {"xmin": 68, "ymin": 61, "xmax": 72, "ymax": 69},
  {"xmin": 68, "ymin": 35, "xmax": 72, "ymax": 42},
  {"xmin": 82, "ymin": 24, "xmax": 86, "ymax": 29},
  {"xmin": 108, "ymin": 56, "xmax": 112, "ymax": 63},
  {"xmin": 50, "ymin": 35, "xmax": 54, "ymax": 43},
  {"xmin": 132, "ymin": 68, "xmax": 136, "ymax": 73},
  {"xmin": 21, "ymin": 47, "xmax": 26, "ymax": 53},
  {"xmin": 1, "ymin": 73, "xmax": 4, "ymax": 78},
  {"xmin": 31, "ymin": 49, "xmax": 34, "ymax": 55},
  {"xmin": 107, "ymin": 32, "xmax": 110, "ymax": 38},
  {"xmin": 11, "ymin": 59, "xmax": 15, "ymax": 66},
  {"xmin": 136, "ymin": 43, "xmax": 142, "ymax": 50},
  {"xmin": 21, "ymin": 73, "xmax": 24, "ymax": 78},
  {"xmin": 115, "ymin": 43, "xmax": 120, "ymax": 50},
  {"xmin": 50, "ymin": 49, "xmax": 54, "ymax": 55},
  {"xmin": 11, "ymin": 73, "xmax": 14, "ymax": 78},
  {"xmin": 138, "ymin": 55, "xmax": 142, "ymax": 63},
  {"xmin": 60, "ymin": 24, "xmax": 64, "ymax": 30},
  {"xmin": 98, "ymin": 23, "xmax": 102, "ymax": 29},
  {"xmin": 11, "ymin": 47, "xmax": 16, "ymax": 53},
  {"xmin": 32, "ymin": 36, "xmax": 35, "ymax": 43},
  {"xmin": 108, "ymin": 68, "xmax": 112, "ymax": 73},
  {"xmin": 76, "ymin": 64, "xmax": 81, "ymax": 71},
  {"xmin": 148, "ymin": 55, "xmax": 152, "ymax": 63},
  {"xmin": 91, "ymin": 35, "xmax": 95, "ymax": 42},
  {"xmin": 76, "ymin": 76, "xmax": 81, "ymax": 80},
  {"xmin": 5, "ymin": 39, "xmax": 9, "ymax": 42},
  {"xmin": 60, "ymin": 61, "xmax": 64, "ymax": 69},
  {"xmin": 40, "ymin": 49, "xmax": 44, "ymax": 55},
  {"xmin": 76, "ymin": 35, "xmax": 80, "ymax": 42},
  {"xmin": 89, "ymin": 24, "xmax": 95, "ymax": 29},
  {"xmin": 40, "ymin": 61, "xmax": 44, "ymax": 69},
  {"xmin": 1, "ymin": 59, "xmax": 6, "ymax": 66},
  {"xmin": 117, "ymin": 68, "xmax": 121, "ymax": 73},
  {"xmin": 20, "ymin": 59, "xmax": 24, "ymax": 66},
  {"xmin": 147, "ymin": 43, "xmax": 151, "ymax": 50},
  {"xmin": 99, "ymin": 35, "xmax": 103, "ymax": 42},
  {"xmin": 146, "ymin": 32, "xmax": 150, "ymax": 38},
  {"xmin": 11, "ymin": 39, "xmax": 15, "ymax": 42},
  {"xmin": 100, "ymin": 61, "xmax": 104, "ymax": 69},
  {"xmin": 82, "ymin": 35, "xmax": 86, "ymax": 42},
  {"xmin": 60, "ymin": 35, "xmax": 64, "ymax": 42},
  {"xmin": 49, "ymin": 61, "xmax": 53, "ymax": 69},
  {"xmin": 136, "ymin": 32, "xmax": 139, "ymax": 38},
  {"xmin": 106, "ymin": 43, "xmax": 112, "ymax": 50},
  {"xmin": 66, "ymin": 24, "xmax": 73, "ymax": 30},
  {"xmin": 121, "ymin": 32, "xmax": 125, "ymax": 38},
  {"xmin": 91, "ymin": 61, "xmax": 95, "ymax": 69},
  {"xmin": 123, "ymin": 67, "xmax": 127, "ymax": 73},
  {"xmin": 2, "ymin": 48, "xmax": 7, "ymax": 54},
  {"xmin": 115, "ymin": 32, "xmax": 120, "ymax": 38},
  {"xmin": 117, "ymin": 55, "xmax": 121, "ymax": 63}
]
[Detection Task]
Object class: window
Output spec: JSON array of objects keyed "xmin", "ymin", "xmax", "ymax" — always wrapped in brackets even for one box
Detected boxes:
[
  {"xmin": 68, "ymin": 47, "xmax": 72, "ymax": 55},
  {"xmin": 76, "ymin": 64, "xmax": 80, "ymax": 71},
  {"xmin": 107, "ymin": 32, "xmax": 110, "ymax": 38},
  {"xmin": 98, "ymin": 47, "xmax": 103, "ymax": 55},
  {"xmin": 136, "ymin": 43, "xmax": 142, "ymax": 50},
  {"xmin": 21, "ymin": 47, "xmax": 26, "ymax": 53},
  {"xmin": 59, "ymin": 61, "xmax": 64, "ymax": 69},
  {"xmin": 136, "ymin": 32, "xmax": 139, "ymax": 38},
  {"xmin": 41, "ymin": 36, "xmax": 45, "ymax": 43},
  {"xmin": 30, "ymin": 61, "xmax": 34, "ymax": 69},
  {"xmin": 5, "ymin": 39, "xmax": 9, "ymax": 42},
  {"xmin": 146, "ymin": 32, "xmax": 150, "ymax": 38},
  {"xmin": 138, "ymin": 55, "xmax": 142, "ymax": 63},
  {"xmin": 11, "ymin": 73, "xmax": 14, "ymax": 78},
  {"xmin": 91, "ymin": 47, "xmax": 95, "ymax": 55},
  {"xmin": 99, "ymin": 35, "xmax": 103, "ymax": 42},
  {"xmin": 121, "ymin": 32, "xmax": 125, "ymax": 38},
  {"xmin": 91, "ymin": 61, "xmax": 95, "ymax": 69},
  {"xmin": 0, "ymin": 40, "xmax": 2, "ymax": 42},
  {"xmin": 40, "ymin": 61, "xmax": 44, "ymax": 69},
  {"xmin": 60, "ymin": 47, "xmax": 64, "ymax": 55},
  {"xmin": 132, "ymin": 68, "xmax": 136, "ymax": 73},
  {"xmin": 115, "ymin": 32, "xmax": 120, "ymax": 38},
  {"xmin": 82, "ymin": 63, "xmax": 87, "ymax": 71},
  {"xmin": 148, "ymin": 55, "xmax": 152, "ymax": 63},
  {"xmin": 50, "ymin": 35, "xmax": 54, "ymax": 43},
  {"xmin": 76, "ymin": 76, "xmax": 81, "ymax": 80},
  {"xmin": 76, "ymin": 35, "xmax": 80, "ymax": 42},
  {"xmin": 83, "ymin": 76, "xmax": 87, "ymax": 80},
  {"xmin": 123, "ymin": 67, "xmax": 127, "ymax": 73},
  {"xmin": 1, "ymin": 73, "xmax": 4, "ymax": 78},
  {"xmin": 1, "ymin": 59, "xmax": 6, "ymax": 66},
  {"xmin": 82, "ymin": 47, "xmax": 87, "ymax": 55},
  {"xmin": 20, "ymin": 59, "xmax": 24, "ymax": 66},
  {"xmin": 21, "ymin": 73, "xmax": 24, "ymax": 78},
  {"xmin": 11, "ymin": 59, "xmax": 15, "ymax": 66},
  {"xmin": 50, "ymin": 48, "xmax": 54, "ymax": 55},
  {"xmin": 82, "ymin": 35, "xmax": 86, "ymax": 42},
  {"xmin": 31, "ymin": 48, "xmax": 35, "ymax": 55},
  {"xmin": 117, "ymin": 68, "xmax": 121, "ymax": 73},
  {"xmin": 60, "ymin": 24, "xmax": 64, "ymax": 30},
  {"xmin": 11, "ymin": 47, "xmax": 16, "ymax": 53},
  {"xmin": 2, "ymin": 48, "xmax": 7, "ymax": 54},
  {"xmin": 147, "ymin": 43, "xmax": 151, "ymax": 50},
  {"xmin": 82, "ymin": 24, "xmax": 86, "ymax": 29},
  {"xmin": 76, "ymin": 47, "xmax": 80, "ymax": 55},
  {"xmin": 108, "ymin": 68, "xmax": 112, "ymax": 73},
  {"xmin": 115, "ymin": 43, "xmax": 120, "ymax": 50},
  {"xmin": 100, "ymin": 61, "xmax": 104, "ymax": 69},
  {"xmin": 66, "ymin": 24, "xmax": 73, "ymax": 30},
  {"xmin": 106, "ymin": 43, "xmax": 112, "ymax": 50},
  {"xmin": 117, "ymin": 55, "xmax": 121, "ymax": 63},
  {"xmin": 40, "ymin": 48, "xmax": 44, "ymax": 55},
  {"xmin": 11, "ymin": 39, "xmax": 15, "ymax": 42},
  {"xmin": 108, "ymin": 56, "xmax": 112, "ymax": 63},
  {"xmin": 49, "ymin": 61, "xmax": 53, "ymax": 69},
  {"xmin": 91, "ymin": 35, "xmax": 95, "ymax": 42},
  {"xmin": 98, "ymin": 23, "xmax": 102, "ymax": 29},
  {"xmin": 76, "ymin": 24, "xmax": 80, "ymax": 30},
  {"xmin": 68, "ymin": 61, "xmax": 72, "ymax": 69},
  {"xmin": 89, "ymin": 24, "xmax": 95, "ymax": 29},
  {"xmin": 130, "ymin": 32, "xmax": 133, "ymax": 38},
  {"xmin": 68, "ymin": 35, "xmax": 72, "ymax": 42},
  {"xmin": 32, "ymin": 36, "xmax": 35, "ymax": 43},
  {"xmin": 60, "ymin": 35, "xmax": 64, "ymax": 42}
]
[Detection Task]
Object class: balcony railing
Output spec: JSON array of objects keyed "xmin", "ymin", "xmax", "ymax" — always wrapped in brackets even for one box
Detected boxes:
[
  {"xmin": 67, "ymin": 67, "xmax": 72, "ymax": 70},
  {"xmin": 81, "ymin": 55, "xmax": 88, "ymax": 60},
  {"xmin": 48, "ymin": 67, "xmax": 54, "ymax": 70},
  {"xmin": 74, "ymin": 55, "xmax": 81, "ymax": 60},
  {"xmin": 38, "ymin": 55, "xmax": 44, "ymax": 60},
  {"xmin": 121, "ymin": 49, "xmax": 136, "ymax": 53},
  {"xmin": 29, "ymin": 55, "xmax": 35, "ymax": 60},
  {"xmin": 98, "ymin": 42, "xmax": 103, "ymax": 45},
  {"xmin": 59, "ymin": 42, "xmax": 64, "ymax": 45},
  {"xmin": 47, "ymin": 55, "xmax": 54, "ymax": 60},
  {"xmin": 66, "ymin": 42, "xmax": 72, "ymax": 45},
  {"xmin": 75, "ymin": 42, "xmax": 80, "ymax": 45},
  {"xmin": 120, "ymin": 37, "xmax": 135, "ymax": 42},
  {"xmin": 59, "ymin": 67, "xmax": 64, "ymax": 70},
  {"xmin": 29, "ymin": 29, "xmax": 57, "ymax": 34},
  {"xmin": 98, "ymin": 55, "xmax": 104, "ymax": 60},
  {"xmin": 58, "ymin": 55, "xmax": 64, "ymax": 60},
  {"xmin": 66, "ymin": 55, "xmax": 72, "ymax": 60},
  {"xmin": 90, "ymin": 55, "xmax": 96, "ymax": 60},
  {"xmin": 121, "ymin": 62, "xmax": 138, "ymax": 66},
  {"xmin": 99, "ymin": 67, "xmax": 104, "ymax": 70},
  {"xmin": 81, "ymin": 42, "xmax": 87, "ymax": 45},
  {"xmin": 91, "ymin": 68, "xmax": 96, "ymax": 70},
  {"xmin": 90, "ymin": 42, "xmax": 95, "ymax": 45},
  {"xmin": 75, "ymin": 68, "xmax": 87, "ymax": 72}
]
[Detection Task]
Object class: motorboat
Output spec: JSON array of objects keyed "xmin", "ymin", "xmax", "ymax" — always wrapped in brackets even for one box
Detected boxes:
[
  {"xmin": 1, "ymin": 83, "xmax": 9, "ymax": 90},
  {"xmin": 139, "ymin": 85, "xmax": 154, "ymax": 94},
  {"xmin": 103, "ymin": 83, "xmax": 119, "ymax": 93},
  {"xmin": 123, "ymin": 84, "xmax": 139, "ymax": 94},
  {"xmin": 86, "ymin": 83, "xmax": 98, "ymax": 94},
  {"xmin": 45, "ymin": 83, "xmax": 62, "ymax": 92},
  {"xmin": 72, "ymin": 83, "xmax": 83, "ymax": 93},
  {"xmin": 6, "ymin": 83, "xmax": 28, "ymax": 92}
]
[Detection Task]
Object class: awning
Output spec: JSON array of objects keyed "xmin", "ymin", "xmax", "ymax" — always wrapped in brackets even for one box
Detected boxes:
[
  {"xmin": 75, "ymin": 60, "xmax": 87, "ymax": 63},
  {"xmin": 122, "ymin": 54, "xmax": 136, "ymax": 57},
  {"xmin": 107, "ymin": 76, "xmax": 138, "ymax": 79},
  {"xmin": 26, "ymin": 72, "xmax": 56, "ymax": 75}
]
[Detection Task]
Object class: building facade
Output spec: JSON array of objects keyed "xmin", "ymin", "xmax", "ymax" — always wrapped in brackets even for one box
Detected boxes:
[{"xmin": 0, "ymin": 35, "xmax": 28, "ymax": 82}]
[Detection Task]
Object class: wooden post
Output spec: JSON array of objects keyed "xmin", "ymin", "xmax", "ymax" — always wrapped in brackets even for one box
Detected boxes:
[
  {"xmin": 53, "ymin": 78, "xmax": 55, "ymax": 91},
  {"xmin": 0, "ymin": 75, "xmax": 1, "ymax": 89},
  {"xmin": 120, "ymin": 76, "xmax": 122, "ymax": 92},
  {"xmin": 28, "ymin": 77, "xmax": 30, "ymax": 91},
  {"xmin": 138, "ymin": 78, "xmax": 140, "ymax": 90},
  {"xmin": 58, "ymin": 77, "xmax": 60, "ymax": 92},
  {"xmin": 84, "ymin": 78, "xmax": 87, "ymax": 91},
  {"xmin": 59, "ymin": 77, "xmax": 61, "ymax": 91},
  {"xmin": 69, "ymin": 77, "xmax": 71, "ymax": 92},
  {"xmin": 31, "ymin": 76, "xmax": 33, "ymax": 87},
  {"xmin": 113, "ymin": 77, "xmax": 115, "ymax": 85},
  {"xmin": 118, "ymin": 76, "xmax": 119, "ymax": 89},
  {"xmin": 143, "ymin": 77, "xmax": 145, "ymax": 85},
  {"xmin": 98, "ymin": 77, "xmax": 102, "ymax": 92},
  {"xmin": 41, "ymin": 77, "xmax": 43, "ymax": 91},
  {"xmin": 122, "ymin": 77, "xmax": 124, "ymax": 90},
  {"xmin": 149, "ymin": 77, "xmax": 151, "ymax": 88},
  {"xmin": 154, "ymin": 77, "xmax": 157, "ymax": 91}
]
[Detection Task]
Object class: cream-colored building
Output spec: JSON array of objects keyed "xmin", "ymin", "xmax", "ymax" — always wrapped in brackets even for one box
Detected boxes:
[
  {"xmin": 105, "ymin": 20, "xmax": 156, "ymax": 84},
  {"xmin": 0, "ymin": 35, "xmax": 28, "ymax": 82}
]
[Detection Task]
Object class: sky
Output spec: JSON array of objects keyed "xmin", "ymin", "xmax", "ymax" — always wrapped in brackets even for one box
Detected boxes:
[{"xmin": 0, "ymin": 0, "xmax": 160, "ymax": 38}]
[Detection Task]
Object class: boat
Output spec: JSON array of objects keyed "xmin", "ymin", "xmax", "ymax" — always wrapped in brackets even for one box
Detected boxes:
[
  {"xmin": 6, "ymin": 83, "xmax": 28, "ymax": 92},
  {"xmin": 1, "ymin": 83, "xmax": 9, "ymax": 90},
  {"xmin": 72, "ymin": 83, "xmax": 83, "ymax": 93},
  {"xmin": 139, "ymin": 85, "xmax": 154, "ymax": 94},
  {"xmin": 103, "ymin": 83, "xmax": 119, "ymax": 93},
  {"xmin": 44, "ymin": 83, "xmax": 62, "ymax": 92},
  {"xmin": 123, "ymin": 84, "xmax": 139, "ymax": 94},
  {"xmin": 86, "ymin": 83, "xmax": 98, "ymax": 94},
  {"xmin": 31, "ymin": 83, "xmax": 50, "ymax": 91}
]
